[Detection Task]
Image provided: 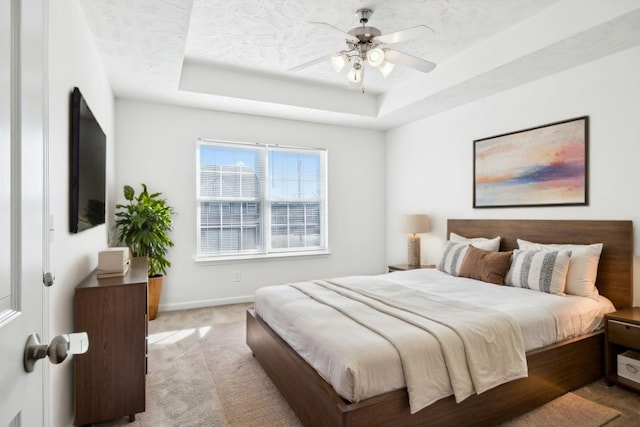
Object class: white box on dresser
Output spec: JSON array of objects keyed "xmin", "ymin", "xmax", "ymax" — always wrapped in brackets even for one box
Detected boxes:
[{"xmin": 98, "ymin": 247, "xmax": 130, "ymax": 272}]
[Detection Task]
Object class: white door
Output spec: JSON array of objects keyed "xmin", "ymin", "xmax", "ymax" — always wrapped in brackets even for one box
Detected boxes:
[{"xmin": 0, "ymin": 0, "xmax": 47, "ymax": 425}]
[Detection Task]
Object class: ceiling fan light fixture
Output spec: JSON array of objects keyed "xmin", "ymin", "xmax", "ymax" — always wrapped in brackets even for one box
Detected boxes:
[
  {"xmin": 367, "ymin": 48, "xmax": 385, "ymax": 67},
  {"xmin": 289, "ymin": 9, "xmax": 437, "ymax": 92},
  {"xmin": 331, "ymin": 53, "xmax": 349, "ymax": 72},
  {"xmin": 378, "ymin": 60, "xmax": 395, "ymax": 78},
  {"xmin": 346, "ymin": 64, "xmax": 362, "ymax": 83}
]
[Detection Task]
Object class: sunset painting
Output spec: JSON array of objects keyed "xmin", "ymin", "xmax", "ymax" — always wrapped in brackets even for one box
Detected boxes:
[{"xmin": 474, "ymin": 117, "xmax": 588, "ymax": 208}]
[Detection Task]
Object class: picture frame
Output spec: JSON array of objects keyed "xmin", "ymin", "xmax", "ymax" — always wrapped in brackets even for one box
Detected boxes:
[{"xmin": 473, "ymin": 116, "xmax": 588, "ymax": 208}]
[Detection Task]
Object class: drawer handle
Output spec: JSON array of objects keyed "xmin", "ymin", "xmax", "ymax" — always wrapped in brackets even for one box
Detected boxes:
[{"xmin": 626, "ymin": 364, "xmax": 639, "ymax": 374}]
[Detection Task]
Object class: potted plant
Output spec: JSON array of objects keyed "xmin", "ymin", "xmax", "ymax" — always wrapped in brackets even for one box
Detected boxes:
[{"xmin": 114, "ymin": 183, "xmax": 175, "ymax": 320}]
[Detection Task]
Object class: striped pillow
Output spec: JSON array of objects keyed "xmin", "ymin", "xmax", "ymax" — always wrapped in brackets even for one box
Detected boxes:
[
  {"xmin": 505, "ymin": 249, "xmax": 571, "ymax": 295},
  {"xmin": 438, "ymin": 241, "xmax": 469, "ymax": 276},
  {"xmin": 517, "ymin": 239, "xmax": 602, "ymax": 299}
]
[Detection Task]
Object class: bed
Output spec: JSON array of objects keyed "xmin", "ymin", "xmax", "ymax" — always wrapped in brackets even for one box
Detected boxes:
[{"xmin": 246, "ymin": 219, "xmax": 633, "ymax": 426}]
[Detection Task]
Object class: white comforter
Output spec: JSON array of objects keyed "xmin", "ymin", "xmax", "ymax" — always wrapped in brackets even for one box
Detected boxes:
[{"xmin": 254, "ymin": 269, "xmax": 614, "ymax": 412}]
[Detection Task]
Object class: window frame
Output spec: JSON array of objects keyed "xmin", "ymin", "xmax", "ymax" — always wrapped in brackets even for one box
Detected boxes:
[{"xmin": 195, "ymin": 139, "xmax": 329, "ymax": 262}]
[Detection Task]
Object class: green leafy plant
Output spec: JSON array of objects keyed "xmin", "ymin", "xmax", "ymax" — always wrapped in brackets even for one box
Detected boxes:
[{"xmin": 114, "ymin": 184, "xmax": 175, "ymax": 277}]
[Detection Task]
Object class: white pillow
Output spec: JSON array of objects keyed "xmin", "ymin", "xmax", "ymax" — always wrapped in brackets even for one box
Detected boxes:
[
  {"xmin": 517, "ymin": 239, "xmax": 602, "ymax": 299},
  {"xmin": 450, "ymin": 232, "xmax": 501, "ymax": 252},
  {"xmin": 505, "ymin": 249, "xmax": 571, "ymax": 295},
  {"xmin": 437, "ymin": 241, "xmax": 469, "ymax": 276}
]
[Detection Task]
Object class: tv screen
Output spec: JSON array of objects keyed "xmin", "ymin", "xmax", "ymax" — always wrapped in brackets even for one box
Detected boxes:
[{"xmin": 70, "ymin": 87, "xmax": 106, "ymax": 233}]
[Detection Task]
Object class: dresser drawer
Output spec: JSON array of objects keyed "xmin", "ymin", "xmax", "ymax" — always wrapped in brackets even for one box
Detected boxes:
[{"xmin": 608, "ymin": 319, "xmax": 640, "ymax": 350}]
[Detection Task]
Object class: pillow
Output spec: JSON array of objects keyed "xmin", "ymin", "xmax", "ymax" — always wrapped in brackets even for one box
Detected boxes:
[
  {"xmin": 505, "ymin": 249, "xmax": 571, "ymax": 295},
  {"xmin": 458, "ymin": 245, "xmax": 513, "ymax": 285},
  {"xmin": 450, "ymin": 232, "xmax": 501, "ymax": 252},
  {"xmin": 437, "ymin": 241, "xmax": 470, "ymax": 276},
  {"xmin": 517, "ymin": 239, "xmax": 602, "ymax": 299}
]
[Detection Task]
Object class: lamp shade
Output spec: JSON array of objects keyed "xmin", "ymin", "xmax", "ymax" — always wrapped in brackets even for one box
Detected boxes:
[
  {"xmin": 367, "ymin": 48, "xmax": 385, "ymax": 67},
  {"xmin": 331, "ymin": 53, "xmax": 349, "ymax": 72},
  {"xmin": 346, "ymin": 65, "xmax": 362, "ymax": 83},
  {"xmin": 378, "ymin": 60, "xmax": 395, "ymax": 78},
  {"xmin": 402, "ymin": 214, "xmax": 431, "ymax": 234}
]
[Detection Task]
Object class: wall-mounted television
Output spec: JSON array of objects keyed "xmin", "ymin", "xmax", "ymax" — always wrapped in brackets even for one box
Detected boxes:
[{"xmin": 70, "ymin": 87, "xmax": 106, "ymax": 233}]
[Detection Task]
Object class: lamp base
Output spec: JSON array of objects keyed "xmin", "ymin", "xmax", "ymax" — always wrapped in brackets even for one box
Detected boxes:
[{"xmin": 408, "ymin": 235, "xmax": 421, "ymax": 267}]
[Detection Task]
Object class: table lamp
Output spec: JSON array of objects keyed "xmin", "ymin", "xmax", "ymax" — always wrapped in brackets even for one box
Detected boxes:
[{"xmin": 402, "ymin": 214, "xmax": 431, "ymax": 266}]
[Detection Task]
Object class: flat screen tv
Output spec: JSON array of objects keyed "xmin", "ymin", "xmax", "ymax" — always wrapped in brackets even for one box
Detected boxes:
[{"xmin": 70, "ymin": 87, "xmax": 106, "ymax": 233}]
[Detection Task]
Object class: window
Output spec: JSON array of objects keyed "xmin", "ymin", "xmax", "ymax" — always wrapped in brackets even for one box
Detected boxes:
[{"xmin": 196, "ymin": 139, "xmax": 328, "ymax": 259}]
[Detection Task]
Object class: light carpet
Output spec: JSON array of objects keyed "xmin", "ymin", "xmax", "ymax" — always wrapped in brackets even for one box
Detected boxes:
[
  {"xmin": 499, "ymin": 393, "xmax": 620, "ymax": 427},
  {"xmin": 94, "ymin": 304, "xmax": 639, "ymax": 426}
]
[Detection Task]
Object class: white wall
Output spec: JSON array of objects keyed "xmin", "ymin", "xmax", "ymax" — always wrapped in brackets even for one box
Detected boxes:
[
  {"xmin": 49, "ymin": 1, "xmax": 114, "ymax": 425},
  {"xmin": 115, "ymin": 100, "xmax": 386, "ymax": 310},
  {"xmin": 385, "ymin": 45, "xmax": 640, "ymax": 306}
]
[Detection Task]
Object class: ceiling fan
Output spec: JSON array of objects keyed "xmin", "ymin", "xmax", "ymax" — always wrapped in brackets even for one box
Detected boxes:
[{"xmin": 289, "ymin": 9, "xmax": 436, "ymax": 90}]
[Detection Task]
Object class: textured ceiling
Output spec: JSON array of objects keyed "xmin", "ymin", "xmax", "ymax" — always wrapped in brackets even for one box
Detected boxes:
[
  {"xmin": 183, "ymin": 0, "xmax": 562, "ymax": 92},
  {"xmin": 78, "ymin": 0, "xmax": 640, "ymax": 130}
]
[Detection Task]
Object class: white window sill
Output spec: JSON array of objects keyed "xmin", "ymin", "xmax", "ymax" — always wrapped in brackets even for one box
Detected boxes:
[{"xmin": 194, "ymin": 250, "xmax": 331, "ymax": 265}]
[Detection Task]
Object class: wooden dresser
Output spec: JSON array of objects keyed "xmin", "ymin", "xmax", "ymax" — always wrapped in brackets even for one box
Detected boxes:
[{"xmin": 73, "ymin": 257, "xmax": 148, "ymax": 426}]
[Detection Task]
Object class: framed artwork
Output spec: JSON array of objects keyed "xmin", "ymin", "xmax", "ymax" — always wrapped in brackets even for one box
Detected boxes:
[{"xmin": 473, "ymin": 116, "xmax": 588, "ymax": 208}]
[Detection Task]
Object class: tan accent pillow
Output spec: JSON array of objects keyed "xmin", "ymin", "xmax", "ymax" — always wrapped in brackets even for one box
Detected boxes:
[{"xmin": 458, "ymin": 245, "xmax": 513, "ymax": 285}]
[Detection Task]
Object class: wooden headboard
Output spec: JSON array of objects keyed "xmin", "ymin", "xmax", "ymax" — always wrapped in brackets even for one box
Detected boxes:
[{"xmin": 448, "ymin": 219, "xmax": 633, "ymax": 309}]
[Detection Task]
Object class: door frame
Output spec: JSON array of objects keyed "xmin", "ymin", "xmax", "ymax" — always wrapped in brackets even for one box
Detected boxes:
[
  {"xmin": 42, "ymin": 0, "xmax": 51, "ymax": 423},
  {"xmin": 0, "ymin": 0, "xmax": 49, "ymax": 424}
]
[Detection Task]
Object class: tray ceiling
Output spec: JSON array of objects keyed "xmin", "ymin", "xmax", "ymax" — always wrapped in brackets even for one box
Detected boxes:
[{"xmin": 78, "ymin": 0, "xmax": 640, "ymax": 130}]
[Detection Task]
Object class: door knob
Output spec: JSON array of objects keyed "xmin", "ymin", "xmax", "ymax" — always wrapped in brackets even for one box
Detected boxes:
[
  {"xmin": 23, "ymin": 332, "xmax": 89, "ymax": 372},
  {"xmin": 43, "ymin": 271, "xmax": 55, "ymax": 287}
]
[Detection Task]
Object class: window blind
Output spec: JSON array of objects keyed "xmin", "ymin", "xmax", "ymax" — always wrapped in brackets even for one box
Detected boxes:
[{"xmin": 197, "ymin": 140, "xmax": 327, "ymax": 258}]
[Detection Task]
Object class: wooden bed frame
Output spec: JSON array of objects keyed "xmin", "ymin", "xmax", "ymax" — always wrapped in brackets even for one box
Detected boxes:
[{"xmin": 246, "ymin": 219, "xmax": 633, "ymax": 426}]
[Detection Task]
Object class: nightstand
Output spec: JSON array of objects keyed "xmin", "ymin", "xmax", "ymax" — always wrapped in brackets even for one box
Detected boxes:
[
  {"xmin": 388, "ymin": 264, "xmax": 436, "ymax": 272},
  {"xmin": 604, "ymin": 307, "xmax": 640, "ymax": 392}
]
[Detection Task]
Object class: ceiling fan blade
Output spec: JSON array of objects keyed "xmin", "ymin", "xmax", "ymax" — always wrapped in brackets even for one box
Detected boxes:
[
  {"xmin": 288, "ymin": 54, "xmax": 333, "ymax": 72},
  {"xmin": 384, "ymin": 49, "xmax": 436, "ymax": 73},
  {"xmin": 309, "ymin": 22, "xmax": 359, "ymax": 43},
  {"xmin": 373, "ymin": 25, "xmax": 434, "ymax": 45}
]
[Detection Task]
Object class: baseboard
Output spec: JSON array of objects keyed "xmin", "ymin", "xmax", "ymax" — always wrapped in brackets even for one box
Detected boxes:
[{"xmin": 158, "ymin": 295, "xmax": 255, "ymax": 312}]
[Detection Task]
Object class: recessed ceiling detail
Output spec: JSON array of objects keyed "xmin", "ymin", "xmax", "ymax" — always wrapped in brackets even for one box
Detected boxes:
[{"xmin": 79, "ymin": 0, "xmax": 640, "ymax": 130}]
